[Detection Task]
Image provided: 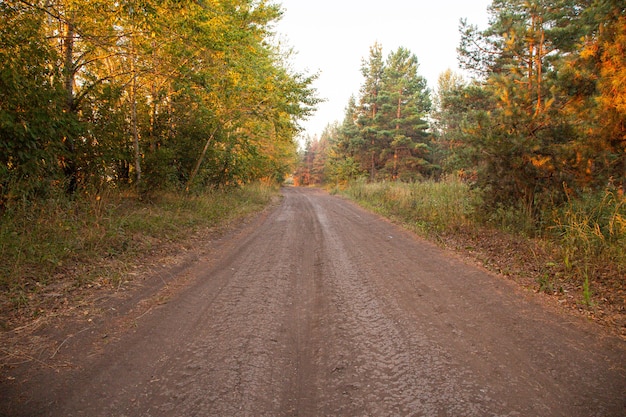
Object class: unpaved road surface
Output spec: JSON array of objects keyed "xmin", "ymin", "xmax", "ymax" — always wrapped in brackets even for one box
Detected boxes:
[{"xmin": 2, "ymin": 187, "xmax": 625, "ymax": 416}]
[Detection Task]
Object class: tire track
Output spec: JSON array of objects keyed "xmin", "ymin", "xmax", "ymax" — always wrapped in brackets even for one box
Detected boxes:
[
  {"xmin": 307, "ymin": 195, "xmax": 493, "ymax": 416},
  {"xmin": 3, "ymin": 188, "xmax": 624, "ymax": 417}
]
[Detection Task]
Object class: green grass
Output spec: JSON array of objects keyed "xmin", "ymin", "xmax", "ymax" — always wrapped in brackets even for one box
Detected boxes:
[
  {"xmin": 551, "ymin": 188, "xmax": 626, "ymax": 274},
  {"xmin": 340, "ymin": 178, "xmax": 625, "ymax": 312},
  {"xmin": 343, "ymin": 177, "xmax": 479, "ymax": 235},
  {"xmin": 0, "ymin": 183, "xmax": 278, "ymax": 310}
]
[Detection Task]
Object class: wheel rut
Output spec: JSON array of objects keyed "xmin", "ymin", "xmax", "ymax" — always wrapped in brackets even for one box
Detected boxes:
[{"xmin": 1, "ymin": 187, "xmax": 624, "ymax": 417}]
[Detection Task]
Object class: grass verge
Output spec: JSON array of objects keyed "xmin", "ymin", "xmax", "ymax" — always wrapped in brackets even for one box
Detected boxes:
[
  {"xmin": 0, "ymin": 183, "xmax": 278, "ymax": 328},
  {"xmin": 339, "ymin": 178, "xmax": 625, "ymax": 338},
  {"xmin": 341, "ymin": 177, "xmax": 479, "ymax": 234}
]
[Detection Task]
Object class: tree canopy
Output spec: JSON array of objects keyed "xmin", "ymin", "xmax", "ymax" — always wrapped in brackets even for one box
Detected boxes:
[
  {"xmin": 452, "ymin": 0, "xmax": 625, "ymax": 215},
  {"xmin": 1, "ymin": 0, "xmax": 320, "ymax": 205},
  {"xmin": 323, "ymin": 43, "xmax": 433, "ymax": 183}
]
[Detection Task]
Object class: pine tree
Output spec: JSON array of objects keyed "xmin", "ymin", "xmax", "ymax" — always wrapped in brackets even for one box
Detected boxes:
[
  {"xmin": 358, "ymin": 42, "xmax": 385, "ymax": 180},
  {"xmin": 456, "ymin": 0, "xmax": 612, "ymax": 215},
  {"xmin": 379, "ymin": 47, "xmax": 432, "ymax": 180},
  {"xmin": 342, "ymin": 43, "xmax": 433, "ymax": 181}
]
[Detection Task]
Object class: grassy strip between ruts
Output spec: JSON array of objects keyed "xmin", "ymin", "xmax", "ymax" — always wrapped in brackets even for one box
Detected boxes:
[
  {"xmin": 0, "ymin": 183, "xmax": 279, "ymax": 329},
  {"xmin": 337, "ymin": 178, "xmax": 625, "ymax": 338}
]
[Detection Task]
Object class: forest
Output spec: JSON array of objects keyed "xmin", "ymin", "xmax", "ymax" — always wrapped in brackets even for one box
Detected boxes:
[
  {"xmin": 296, "ymin": 0, "xmax": 624, "ymax": 313},
  {"xmin": 1, "ymin": 0, "xmax": 318, "ymax": 203},
  {"xmin": 298, "ymin": 1, "xmax": 624, "ymax": 202},
  {"xmin": 0, "ymin": 0, "xmax": 624, "ymax": 321},
  {"xmin": 297, "ymin": 1, "xmax": 625, "ymax": 233}
]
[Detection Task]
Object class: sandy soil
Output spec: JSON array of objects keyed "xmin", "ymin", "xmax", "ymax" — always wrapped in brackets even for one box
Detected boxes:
[{"xmin": 1, "ymin": 187, "xmax": 625, "ymax": 416}]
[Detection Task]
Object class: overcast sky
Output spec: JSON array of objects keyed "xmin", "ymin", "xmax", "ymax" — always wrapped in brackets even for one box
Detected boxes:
[{"xmin": 272, "ymin": 0, "xmax": 492, "ymax": 139}]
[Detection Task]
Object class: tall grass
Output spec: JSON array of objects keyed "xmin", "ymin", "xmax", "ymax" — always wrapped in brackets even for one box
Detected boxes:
[
  {"xmin": 0, "ymin": 183, "xmax": 277, "ymax": 309},
  {"xmin": 344, "ymin": 177, "xmax": 479, "ymax": 234},
  {"xmin": 344, "ymin": 178, "xmax": 625, "ymax": 270},
  {"xmin": 342, "ymin": 178, "xmax": 625, "ymax": 309},
  {"xmin": 551, "ymin": 188, "xmax": 626, "ymax": 277}
]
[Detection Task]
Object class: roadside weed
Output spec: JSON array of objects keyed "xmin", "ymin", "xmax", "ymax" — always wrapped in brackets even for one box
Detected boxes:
[{"xmin": 0, "ymin": 183, "xmax": 277, "ymax": 313}]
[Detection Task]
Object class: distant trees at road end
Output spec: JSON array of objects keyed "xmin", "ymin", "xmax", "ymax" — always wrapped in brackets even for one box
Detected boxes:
[{"xmin": 297, "ymin": 0, "xmax": 624, "ymax": 222}]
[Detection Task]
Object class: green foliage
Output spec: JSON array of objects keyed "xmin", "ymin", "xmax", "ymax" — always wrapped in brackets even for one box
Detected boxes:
[
  {"xmin": 423, "ymin": 2, "xmax": 626, "ymax": 299},
  {"xmin": 582, "ymin": 274, "xmax": 593, "ymax": 307},
  {"xmin": 0, "ymin": 2, "xmax": 77, "ymax": 206},
  {"xmin": 343, "ymin": 177, "xmax": 478, "ymax": 234},
  {"xmin": 140, "ymin": 147, "xmax": 180, "ymax": 193},
  {"xmin": 441, "ymin": 0, "xmax": 626, "ymax": 243},
  {"xmin": 0, "ymin": 183, "xmax": 277, "ymax": 309},
  {"xmin": 0, "ymin": 0, "xmax": 319, "ymax": 202},
  {"xmin": 328, "ymin": 43, "xmax": 433, "ymax": 181},
  {"xmin": 551, "ymin": 187, "xmax": 626, "ymax": 273}
]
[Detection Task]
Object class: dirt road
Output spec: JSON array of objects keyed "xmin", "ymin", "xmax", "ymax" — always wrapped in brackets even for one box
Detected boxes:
[{"xmin": 2, "ymin": 187, "xmax": 625, "ymax": 416}]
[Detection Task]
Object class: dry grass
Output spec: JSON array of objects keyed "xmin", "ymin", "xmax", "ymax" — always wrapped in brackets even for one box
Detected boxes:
[
  {"xmin": 0, "ymin": 183, "xmax": 278, "ymax": 328},
  {"xmin": 345, "ymin": 177, "xmax": 479, "ymax": 233},
  {"xmin": 341, "ymin": 179, "xmax": 625, "ymax": 338}
]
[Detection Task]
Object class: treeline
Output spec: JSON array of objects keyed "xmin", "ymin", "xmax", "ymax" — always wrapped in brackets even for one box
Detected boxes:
[
  {"xmin": 297, "ymin": 43, "xmax": 433, "ymax": 185},
  {"xmin": 297, "ymin": 0, "xmax": 624, "ymax": 222},
  {"xmin": 1, "ymin": 0, "xmax": 319, "ymax": 206}
]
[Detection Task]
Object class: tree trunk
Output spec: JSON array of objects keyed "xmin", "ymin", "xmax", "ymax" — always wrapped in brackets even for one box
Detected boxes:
[
  {"xmin": 131, "ymin": 62, "xmax": 141, "ymax": 184},
  {"xmin": 186, "ymin": 126, "xmax": 219, "ymax": 191},
  {"xmin": 394, "ymin": 92, "xmax": 402, "ymax": 180},
  {"xmin": 393, "ymin": 149, "xmax": 398, "ymax": 180},
  {"xmin": 535, "ymin": 17, "xmax": 544, "ymax": 117},
  {"xmin": 396, "ymin": 94, "xmax": 402, "ymax": 130},
  {"xmin": 63, "ymin": 19, "xmax": 78, "ymax": 194}
]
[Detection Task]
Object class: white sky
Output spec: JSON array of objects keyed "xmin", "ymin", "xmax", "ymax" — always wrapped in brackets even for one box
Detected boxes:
[{"xmin": 272, "ymin": 0, "xmax": 492, "ymax": 139}]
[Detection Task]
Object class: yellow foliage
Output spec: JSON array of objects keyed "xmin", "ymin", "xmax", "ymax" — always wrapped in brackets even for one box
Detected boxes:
[
  {"xmin": 228, "ymin": 69, "xmax": 241, "ymax": 86},
  {"xmin": 530, "ymin": 155, "xmax": 553, "ymax": 169},
  {"xmin": 580, "ymin": 41, "xmax": 598, "ymax": 60},
  {"xmin": 598, "ymin": 16, "xmax": 626, "ymax": 115}
]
